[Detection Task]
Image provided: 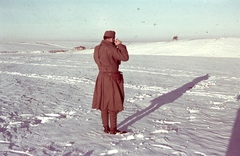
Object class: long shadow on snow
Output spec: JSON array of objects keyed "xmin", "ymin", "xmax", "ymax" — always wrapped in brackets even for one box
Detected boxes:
[
  {"xmin": 226, "ymin": 108, "xmax": 240, "ymax": 156},
  {"xmin": 118, "ymin": 74, "xmax": 209, "ymax": 131}
]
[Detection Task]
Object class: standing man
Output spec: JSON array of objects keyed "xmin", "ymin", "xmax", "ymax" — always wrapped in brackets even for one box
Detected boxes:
[{"xmin": 92, "ymin": 30, "xmax": 129, "ymax": 134}]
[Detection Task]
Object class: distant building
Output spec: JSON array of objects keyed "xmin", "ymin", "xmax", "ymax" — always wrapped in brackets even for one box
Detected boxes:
[
  {"xmin": 173, "ymin": 36, "xmax": 178, "ymax": 41},
  {"xmin": 74, "ymin": 46, "xmax": 86, "ymax": 51}
]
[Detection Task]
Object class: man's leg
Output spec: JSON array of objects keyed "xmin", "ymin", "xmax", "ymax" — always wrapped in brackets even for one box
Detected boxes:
[
  {"xmin": 109, "ymin": 111, "xmax": 119, "ymax": 134},
  {"xmin": 101, "ymin": 110, "xmax": 110, "ymax": 133}
]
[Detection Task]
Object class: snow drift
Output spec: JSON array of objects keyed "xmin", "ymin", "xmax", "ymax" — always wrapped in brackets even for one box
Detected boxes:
[{"xmin": 0, "ymin": 37, "xmax": 240, "ymax": 156}]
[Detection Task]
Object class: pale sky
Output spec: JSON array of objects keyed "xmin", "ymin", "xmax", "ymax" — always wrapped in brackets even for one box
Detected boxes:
[{"xmin": 1, "ymin": 0, "xmax": 240, "ymax": 41}]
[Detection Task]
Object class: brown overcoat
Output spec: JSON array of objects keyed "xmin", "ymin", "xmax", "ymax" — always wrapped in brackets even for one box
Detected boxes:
[{"xmin": 92, "ymin": 40, "xmax": 129, "ymax": 111}]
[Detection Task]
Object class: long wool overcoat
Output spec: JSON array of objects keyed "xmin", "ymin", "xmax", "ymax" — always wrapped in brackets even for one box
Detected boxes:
[{"xmin": 92, "ymin": 40, "xmax": 129, "ymax": 111}]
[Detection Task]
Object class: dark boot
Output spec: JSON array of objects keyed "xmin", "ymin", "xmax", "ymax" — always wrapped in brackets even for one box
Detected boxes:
[
  {"xmin": 110, "ymin": 128, "xmax": 127, "ymax": 134},
  {"xmin": 101, "ymin": 110, "xmax": 109, "ymax": 133},
  {"xmin": 103, "ymin": 126, "xmax": 110, "ymax": 133},
  {"xmin": 110, "ymin": 128, "xmax": 117, "ymax": 134},
  {"xmin": 109, "ymin": 111, "xmax": 118, "ymax": 134}
]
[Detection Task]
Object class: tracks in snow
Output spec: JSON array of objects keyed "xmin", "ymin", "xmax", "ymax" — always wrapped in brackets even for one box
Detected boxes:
[
  {"xmin": 1, "ymin": 59, "xmax": 238, "ymax": 103},
  {"xmin": 1, "ymin": 54, "xmax": 240, "ymax": 155}
]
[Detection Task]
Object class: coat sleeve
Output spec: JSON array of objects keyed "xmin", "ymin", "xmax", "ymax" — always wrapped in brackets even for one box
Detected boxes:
[
  {"xmin": 93, "ymin": 45, "xmax": 101, "ymax": 65},
  {"xmin": 112, "ymin": 44, "xmax": 129, "ymax": 61}
]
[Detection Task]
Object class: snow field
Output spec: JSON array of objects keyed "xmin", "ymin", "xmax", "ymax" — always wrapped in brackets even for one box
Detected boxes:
[{"xmin": 0, "ymin": 38, "xmax": 240, "ymax": 155}]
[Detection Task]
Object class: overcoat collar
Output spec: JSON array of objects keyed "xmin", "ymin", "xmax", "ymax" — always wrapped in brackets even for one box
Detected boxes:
[{"xmin": 101, "ymin": 40, "xmax": 115, "ymax": 47}]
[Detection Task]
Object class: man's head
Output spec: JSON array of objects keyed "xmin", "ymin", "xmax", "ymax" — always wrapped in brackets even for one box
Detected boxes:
[{"xmin": 103, "ymin": 30, "xmax": 115, "ymax": 43}]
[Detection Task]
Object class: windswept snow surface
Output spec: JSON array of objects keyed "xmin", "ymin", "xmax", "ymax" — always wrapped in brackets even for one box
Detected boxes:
[{"xmin": 0, "ymin": 38, "xmax": 240, "ymax": 156}]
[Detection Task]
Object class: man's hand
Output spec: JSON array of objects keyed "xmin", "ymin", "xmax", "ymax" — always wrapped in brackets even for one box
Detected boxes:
[{"xmin": 114, "ymin": 38, "xmax": 122, "ymax": 46}]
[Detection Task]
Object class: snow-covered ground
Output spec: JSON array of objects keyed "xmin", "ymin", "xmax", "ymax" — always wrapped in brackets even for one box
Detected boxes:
[{"xmin": 0, "ymin": 37, "xmax": 240, "ymax": 156}]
